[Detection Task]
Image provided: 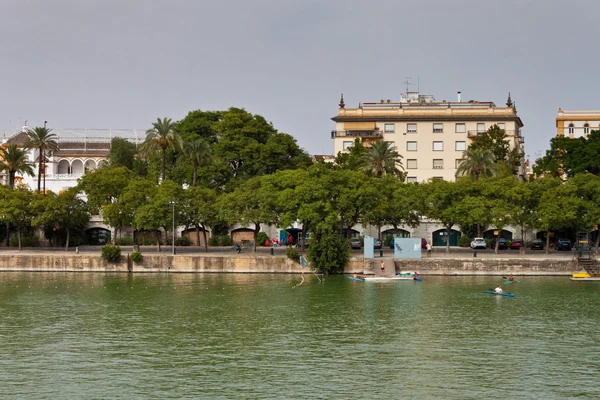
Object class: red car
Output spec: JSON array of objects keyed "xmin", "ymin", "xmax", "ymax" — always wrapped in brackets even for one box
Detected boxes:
[{"xmin": 510, "ymin": 239, "xmax": 524, "ymax": 250}]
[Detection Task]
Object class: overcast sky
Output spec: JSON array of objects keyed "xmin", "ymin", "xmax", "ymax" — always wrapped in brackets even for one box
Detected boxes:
[{"xmin": 1, "ymin": 0, "xmax": 598, "ymax": 161}]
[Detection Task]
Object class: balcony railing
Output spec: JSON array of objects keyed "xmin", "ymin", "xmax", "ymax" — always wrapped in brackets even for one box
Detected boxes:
[
  {"xmin": 467, "ymin": 130, "xmax": 521, "ymax": 138},
  {"xmin": 331, "ymin": 130, "xmax": 383, "ymax": 138}
]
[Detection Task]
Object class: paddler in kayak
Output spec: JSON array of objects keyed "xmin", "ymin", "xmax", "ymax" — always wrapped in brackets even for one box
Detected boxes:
[
  {"xmin": 494, "ymin": 285, "xmax": 503, "ymax": 294},
  {"xmin": 508, "ymin": 274, "xmax": 514, "ymax": 282}
]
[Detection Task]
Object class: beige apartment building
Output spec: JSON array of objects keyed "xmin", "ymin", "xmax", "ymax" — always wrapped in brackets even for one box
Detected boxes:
[
  {"xmin": 331, "ymin": 91, "xmax": 525, "ymax": 182},
  {"xmin": 556, "ymin": 109, "xmax": 600, "ymax": 138}
]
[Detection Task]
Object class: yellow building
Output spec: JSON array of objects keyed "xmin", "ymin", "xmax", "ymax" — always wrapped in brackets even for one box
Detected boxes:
[
  {"xmin": 331, "ymin": 91, "xmax": 525, "ymax": 182},
  {"xmin": 556, "ymin": 109, "xmax": 600, "ymax": 138}
]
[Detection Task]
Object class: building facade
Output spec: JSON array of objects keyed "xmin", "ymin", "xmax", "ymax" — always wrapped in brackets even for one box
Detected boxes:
[
  {"xmin": 331, "ymin": 91, "xmax": 525, "ymax": 182},
  {"xmin": 556, "ymin": 109, "xmax": 600, "ymax": 139}
]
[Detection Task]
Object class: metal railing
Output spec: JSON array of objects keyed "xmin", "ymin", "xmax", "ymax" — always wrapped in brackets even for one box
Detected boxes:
[{"xmin": 331, "ymin": 130, "xmax": 383, "ymax": 138}]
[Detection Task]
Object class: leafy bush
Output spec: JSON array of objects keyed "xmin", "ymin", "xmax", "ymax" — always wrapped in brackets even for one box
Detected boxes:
[
  {"xmin": 101, "ymin": 244, "xmax": 122, "ymax": 261},
  {"xmin": 286, "ymin": 247, "xmax": 301, "ymax": 263},
  {"xmin": 256, "ymin": 232, "xmax": 268, "ymax": 246},
  {"xmin": 10, "ymin": 234, "xmax": 40, "ymax": 248},
  {"xmin": 175, "ymin": 236, "xmax": 192, "ymax": 246},
  {"xmin": 458, "ymin": 235, "xmax": 472, "ymax": 248},
  {"xmin": 116, "ymin": 237, "xmax": 134, "ymax": 246},
  {"xmin": 209, "ymin": 235, "xmax": 233, "ymax": 246},
  {"xmin": 307, "ymin": 225, "xmax": 350, "ymax": 274},
  {"xmin": 130, "ymin": 251, "xmax": 143, "ymax": 263}
]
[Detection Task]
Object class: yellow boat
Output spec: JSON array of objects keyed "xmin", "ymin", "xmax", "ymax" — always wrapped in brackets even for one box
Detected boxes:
[
  {"xmin": 572, "ymin": 272, "xmax": 591, "ymax": 278},
  {"xmin": 571, "ymin": 271, "xmax": 600, "ymax": 281}
]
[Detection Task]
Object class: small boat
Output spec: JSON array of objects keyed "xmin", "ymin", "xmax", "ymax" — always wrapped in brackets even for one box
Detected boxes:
[
  {"xmin": 364, "ymin": 276, "xmax": 415, "ymax": 282},
  {"xmin": 484, "ymin": 290, "xmax": 516, "ymax": 297},
  {"xmin": 348, "ymin": 276, "xmax": 364, "ymax": 282},
  {"xmin": 503, "ymin": 280, "xmax": 519, "ymax": 284}
]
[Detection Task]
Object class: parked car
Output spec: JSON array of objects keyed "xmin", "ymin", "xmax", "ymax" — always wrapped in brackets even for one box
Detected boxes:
[
  {"xmin": 490, "ymin": 238, "xmax": 508, "ymax": 250},
  {"xmin": 510, "ymin": 239, "xmax": 524, "ymax": 250},
  {"xmin": 350, "ymin": 238, "xmax": 362, "ymax": 249},
  {"xmin": 556, "ymin": 239, "xmax": 572, "ymax": 251},
  {"xmin": 374, "ymin": 239, "xmax": 382, "ymax": 249},
  {"xmin": 530, "ymin": 239, "xmax": 545, "ymax": 250},
  {"xmin": 470, "ymin": 238, "xmax": 486, "ymax": 249}
]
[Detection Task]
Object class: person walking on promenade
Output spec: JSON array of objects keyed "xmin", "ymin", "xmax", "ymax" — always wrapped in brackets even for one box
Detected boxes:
[{"xmin": 426, "ymin": 242, "xmax": 432, "ymax": 257}]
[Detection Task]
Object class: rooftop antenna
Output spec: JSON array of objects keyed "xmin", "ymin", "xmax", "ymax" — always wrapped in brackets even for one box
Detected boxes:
[
  {"xmin": 417, "ymin": 76, "xmax": 420, "ymax": 93},
  {"xmin": 402, "ymin": 77, "xmax": 413, "ymax": 94}
]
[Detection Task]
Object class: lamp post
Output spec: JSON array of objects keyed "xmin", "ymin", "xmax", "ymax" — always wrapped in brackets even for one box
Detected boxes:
[{"xmin": 170, "ymin": 201, "xmax": 176, "ymax": 255}]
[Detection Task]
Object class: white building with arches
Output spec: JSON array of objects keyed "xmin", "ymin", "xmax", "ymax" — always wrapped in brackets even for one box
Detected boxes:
[
  {"xmin": 1, "ymin": 125, "xmax": 143, "ymax": 193},
  {"xmin": 556, "ymin": 109, "xmax": 600, "ymax": 139}
]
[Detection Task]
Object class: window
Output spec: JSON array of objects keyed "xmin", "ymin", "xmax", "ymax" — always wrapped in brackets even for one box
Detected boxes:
[
  {"xmin": 584, "ymin": 123, "xmax": 590, "ymax": 134},
  {"xmin": 455, "ymin": 159, "xmax": 463, "ymax": 168},
  {"xmin": 407, "ymin": 159, "xmax": 417, "ymax": 169},
  {"xmin": 406, "ymin": 141, "xmax": 417, "ymax": 151},
  {"xmin": 384, "ymin": 123, "xmax": 395, "ymax": 133},
  {"xmin": 455, "ymin": 123, "xmax": 466, "ymax": 133},
  {"xmin": 477, "ymin": 123, "xmax": 485, "ymax": 133},
  {"xmin": 568, "ymin": 124, "xmax": 574, "ymax": 134},
  {"xmin": 433, "ymin": 123, "xmax": 443, "ymax": 133},
  {"xmin": 433, "ymin": 141, "xmax": 443, "ymax": 151},
  {"xmin": 433, "ymin": 159, "xmax": 444, "ymax": 169},
  {"xmin": 497, "ymin": 123, "xmax": 505, "ymax": 130},
  {"xmin": 406, "ymin": 176, "xmax": 418, "ymax": 183},
  {"xmin": 407, "ymin": 123, "xmax": 417, "ymax": 133},
  {"xmin": 385, "ymin": 141, "xmax": 396, "ymax": 150},
  {"xmin": 455, "ymin": 141, "xmax": 466, "ymax": 151},
  {"xmin": 343, "ymin": 141, "xmax": 353, "ymax": 151}
]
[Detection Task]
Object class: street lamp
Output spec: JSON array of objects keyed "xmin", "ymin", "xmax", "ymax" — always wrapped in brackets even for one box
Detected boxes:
[{"xmin": 170, "ymin": 201, "xmax": 176, "ymax": 255}]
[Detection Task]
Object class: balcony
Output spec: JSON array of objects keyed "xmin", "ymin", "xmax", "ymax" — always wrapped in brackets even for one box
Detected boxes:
[
  {"xmin": 467, "ymin": 130, "xmax": 521, "ymax": 138},
  {"xmin": 331, "ymin": 129, "xmax": 383, "ymax": 138}
]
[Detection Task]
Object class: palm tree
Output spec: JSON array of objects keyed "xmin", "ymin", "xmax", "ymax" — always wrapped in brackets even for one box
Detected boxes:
[
  {"xmin": 0, "ymin": 144, "xmax": 35, "ymax": 188},
  {"xmin": 24, "ymin": 127, "xmax": 59, "ymax": 193},
  {"xmin": 140, "ymin": 118, "xmax": 182, "ymax": 181},
  {"xmin": 183, "ymin": 138, "xmax": 213, "ymax": 187},
  {"xmin": 455, "ymin": 148, "xmax": 498, "ymax": 181},
  {"xmin": 361, "ymin": 141, "xmax": 403, "ymax": 177}
]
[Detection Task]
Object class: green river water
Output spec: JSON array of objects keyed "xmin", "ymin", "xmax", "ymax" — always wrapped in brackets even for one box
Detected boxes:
[{"xmin": 0, "ymin": 272, "xmax": 599, "ymax": 399}]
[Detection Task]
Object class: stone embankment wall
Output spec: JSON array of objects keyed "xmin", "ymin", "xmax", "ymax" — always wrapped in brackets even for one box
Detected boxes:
[{"xmin": 0, "ymin": 254, "xmax": 580, "ymax": 275}]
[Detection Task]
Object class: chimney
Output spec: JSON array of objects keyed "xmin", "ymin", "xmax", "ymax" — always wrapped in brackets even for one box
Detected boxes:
[{"xmin": 457, "ymin": 91, "xmax": 462, "ymax": 102}]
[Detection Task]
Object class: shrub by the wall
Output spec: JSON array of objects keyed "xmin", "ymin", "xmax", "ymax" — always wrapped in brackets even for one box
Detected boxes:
[{"xmin": 101, "ymin": 244, "xmax": 122, "ymax": 261}]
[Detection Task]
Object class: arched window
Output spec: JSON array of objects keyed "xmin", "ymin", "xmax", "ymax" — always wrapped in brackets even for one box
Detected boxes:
[
  {"xmin": 71, "ymin": 159, "xmax": 84, "ymax": 175},
  {"xmin": 57, "ymin": 159, "xmax": 70, "ymax": 174},
  {"xmin": 84, "ymin": 159, "xmax": 97, "ymax": 172},
  {"xmin": 584, "ymin": 123, "xmax": 590, "ymax": 134},
  {"xmin": 568, "ymin": 124, "xmax": 574, "ymax": 134}
]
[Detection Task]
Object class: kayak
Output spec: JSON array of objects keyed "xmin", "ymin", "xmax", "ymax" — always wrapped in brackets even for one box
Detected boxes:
[
  {"xmin": 484, "ymin": 290, "xmax": 516, "ymax": 297},
  {"xmin": 348, "ymin": 276, "xmax": 364, "ymax": 282},
  {"xmin": 414, "ymin": 277, "xmax": 422, "ymax": 281},
  {"xmin": 364, "ymin": 276, "xmax": 414, "ymax": 282},
  {"xmin": 503, "ymin": 280, "xmax": 519, "ymax": 284}
]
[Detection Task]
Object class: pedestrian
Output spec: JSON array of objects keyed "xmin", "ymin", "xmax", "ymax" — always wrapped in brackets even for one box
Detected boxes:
[
  {"xmin": 426, "ymin": 242, "xmax": 432, "ymax": 257},
  {"xmin": 380, "ymin": 260, "xmax": 385, "ymax": 277}
]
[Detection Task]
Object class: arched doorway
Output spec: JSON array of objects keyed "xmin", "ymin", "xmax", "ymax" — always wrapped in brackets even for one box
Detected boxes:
[
  {"xmin": 483, "ymin": 229, "xmax": 513, "ymax": 240},
  {"xmin": 432, "ymin": 228, "xmax": 461, "ymax": 246},
  {"xmin": 231, "ymin": 228, "xmax": 255, "ymax": 245},
  {"xmin": 85, "ymin": 228, "xmax": 111, "ymax": 245},
  {"xmin": 58, "ymin": 159, "xmax": 70, "ymax": 174},
  {"xmin": 183, "ymin": 227, "xmax": 210, "ymax": 246},
  {"xmin": 71, "ymin": 159, "xmax": 84, "ymax": 175},
  {"xmin": 84, "ymin": 159, "xmax": 97, "ymax": 172},
  {"xmin": 382, "ymin": 228, "xmax": 411, "ymax": 248}
]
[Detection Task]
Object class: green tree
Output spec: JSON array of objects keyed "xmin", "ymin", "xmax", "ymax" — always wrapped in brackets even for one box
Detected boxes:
[
  {"xmin": 480, "ymin": 177, "xmax": 518, "ymax": 254},
  {"xmin": 34, "ymin": 188, "xmax": 90, "ymax": 251},
  {"xmin": 24, "ymin": 127, "xmax": 59, "ymax": 193},
  {"xmin": 0, "ymin": 144, "xmax": 34, "ymax": 188},
  {"xmin": 306, "ymin": 217, "xmax": 350, "ymax": 274},
  {"xmin": 175, "ymin": 109, "xmax": 223, "ymax": 143},
  {"xmin": 219, "ymin": 176, "xmax": 278, "ymax": 252},
  {"xmin": 0, "ymin": 187, "xmax": 36, "ymax": 250},
  {"xmin": 361, "ymin": 141, "xmax": 404, "ymax": 178},
  {"xmin": 140, "ymin": 118, "xmax": 183, "ymax": 182},
  {"xmin": 534, "ymin": 130, "xmax": 600, "ymax": 178},
  {"xmin": 181, "ymin": 186, "xmax": 219, "ymax": 251},
  {"xmin": 107, "ymin": 137, "xmax": 138, "ymax": 170},
  {"xmin": 112, "ymin": 178, "xmax": 157, "ymax": 244},
  {"xmin": 423, "ymin": 179, "xmax": 465, "ymax": 253},
  {"xmin": 455, "ymin": 148, "xmax": 498, "ymax": 181},
  {"xmin": 334, "ymin": 138, "xmax": 366, "ymax": 171},
  {"xmin": 134, "ymin": 180, "xmax": 183, "ymax": 252},
  {"xmin": 182, "ymin": 138, "xmax": 212, "ymax": 187},
  {"xmin": 571, "ymin": 173, "xmax": 600, "ymax": 252},
  {"xmin": 77, "ymin": 167, "xmax": 132, "ymax": 214}
]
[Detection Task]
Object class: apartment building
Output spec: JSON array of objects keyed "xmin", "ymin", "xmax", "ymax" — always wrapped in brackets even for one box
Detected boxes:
[
  {"xmin": 556, "ymin": 109, "xmax": 600, "ymax": 139},
  {"xmin": 331, "ymin": 91, "xmax": 525, "ymax": 182}
]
